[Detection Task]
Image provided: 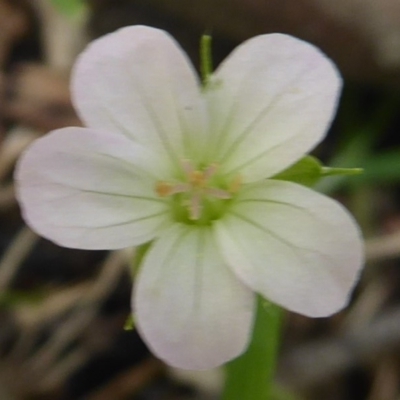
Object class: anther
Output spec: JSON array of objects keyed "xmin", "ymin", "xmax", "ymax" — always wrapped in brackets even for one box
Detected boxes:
[
  {"xmin": 156, "ymin": 182, "xmax": 189, "ymax": 197},
  {"xmin": 156, "ymin": 182, "xmax": 173, "ymax": 197}
]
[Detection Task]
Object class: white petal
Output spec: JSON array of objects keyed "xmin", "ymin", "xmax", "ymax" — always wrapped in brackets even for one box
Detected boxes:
[
  {"xmin": 215, "ymin": 180, "xmax": 363, "ymax": 317},
  {"xmin": 72, "ymin": 25, "xmax": 207, "ymax": 166},
  {"xmin": 134, "ymin": 224, "xmax": 255, "ymax": 370},
  {"xmin": 15, "ymin": 127, "xmax": 170, "ymax": 250},
  {"xmin": 206, "ymin": 33, "xmax": 341, "ymax": 182}
]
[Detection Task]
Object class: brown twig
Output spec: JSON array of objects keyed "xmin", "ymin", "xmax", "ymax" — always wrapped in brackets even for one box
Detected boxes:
[
  {"xmin": 278, "ymin": 306, "xmax": 400, "ymax": 389},
  {"xmin": 366, "ymin": 230, "xmax": 400, "ymax": 262},
  {"xmin": 0, "ymin": 226, "xmax": 38, "ymax": 290},
  {"xmin": 22, "ymin": 250, "xmax": 128, "ymax": 377}
]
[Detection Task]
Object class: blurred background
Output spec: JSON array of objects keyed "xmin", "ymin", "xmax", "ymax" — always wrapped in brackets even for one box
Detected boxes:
[{"xmin": 1, "ymin": 0, "xmax": 400, "ymax": 399}]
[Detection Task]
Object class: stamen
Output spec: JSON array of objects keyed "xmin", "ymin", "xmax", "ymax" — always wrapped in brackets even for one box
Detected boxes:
[
  {"xmin": 228, "ymin": 175, "xmax": 242, "ymax": 193},
  {"xmin": 181, "ymin": 159, "xmax": 195, "ymax": 176},
  {"xmin": 203, "ymin": 163, "xmax": 218, "ymax": 180},
  {"xmin": 155, "ymin": 160, "xmax": 240, "ymax": 221},
  {"xmin": 156, "ymin": 182, "xmax": 189, "ymax": 197},
  {"xmin": 156, "ymin": 181, "xmax": 173, "ymax": 197},
  {"xmin": 169, "ymin": 183, "xmax": 191, "ymax": 195},
  {"xmin": 206, "ymin": 187, "xmax": 232, "ymax": 199}
]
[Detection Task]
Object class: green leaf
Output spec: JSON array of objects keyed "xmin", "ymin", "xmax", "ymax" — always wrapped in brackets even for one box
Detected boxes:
[
  {"xmin": 274, "ymin": 156, "xmax": 362, "ymax": 188},
  {"xmin": 320, "ymin": 166, "xmax": 363, "ymax": 178},
  {"xmin": 50, "ymin": 0, "xmax": 86, "ymax": 18},
  {"xmin": 316, "ymin": 129, "xmax": 372, "ymax": 194},
  {"xmin": 273, "ymin": 156, "xmax": 323, "ymax": 186}
]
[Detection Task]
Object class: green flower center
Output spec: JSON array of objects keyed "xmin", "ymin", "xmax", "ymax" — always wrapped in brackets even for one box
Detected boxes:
[{"xmin": 155, "ymin": 159, "xmax": 241, "ymax": 225}]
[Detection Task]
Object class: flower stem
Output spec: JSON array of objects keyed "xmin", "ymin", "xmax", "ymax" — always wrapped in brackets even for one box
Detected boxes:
[
  {"xmin": 200, "ymin": 34, "xmax": 213, "ymax": 86},
  {"xmin": 222, "ymin": 297, "xmax": 283, "ymax": 400}
]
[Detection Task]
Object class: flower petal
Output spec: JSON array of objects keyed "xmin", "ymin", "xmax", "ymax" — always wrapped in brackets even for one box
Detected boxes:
[
  {"xmin": 134, "ymin": 224, "xmax": 255, "ymax": 370},
  {"xmin": 15, "ymin": 127, "xmax": 170, "ymax": 250},
  {"xmin": 72, "ymin": 25, "xmax": 207, "ymax": 166},
  {"xmin": 215, "ymin": 180, "xmax": 363, "ymax": 317},
  {"xmin": 206, "ymin": 33, "xmax": 341, "ymax": 182}
]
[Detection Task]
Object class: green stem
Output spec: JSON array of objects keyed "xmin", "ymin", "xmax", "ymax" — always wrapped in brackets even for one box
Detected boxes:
[
  {"xmin": 222, "ymin": 298, "xmax": 283, "ymax": 400},
  {"xmin": 200, "ymin": 34, "xmax": 213, "ymax": 86}
]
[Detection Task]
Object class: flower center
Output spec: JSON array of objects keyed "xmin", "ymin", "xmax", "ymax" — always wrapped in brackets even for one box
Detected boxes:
[{"xmin": 155, "ymin": 159, "xmax": 241, "ymax": 223}]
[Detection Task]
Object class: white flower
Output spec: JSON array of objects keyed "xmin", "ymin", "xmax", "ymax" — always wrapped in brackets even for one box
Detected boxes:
[{"xmin": 15, "ymin": 26, "xmax": 363, "ymax": 370}]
